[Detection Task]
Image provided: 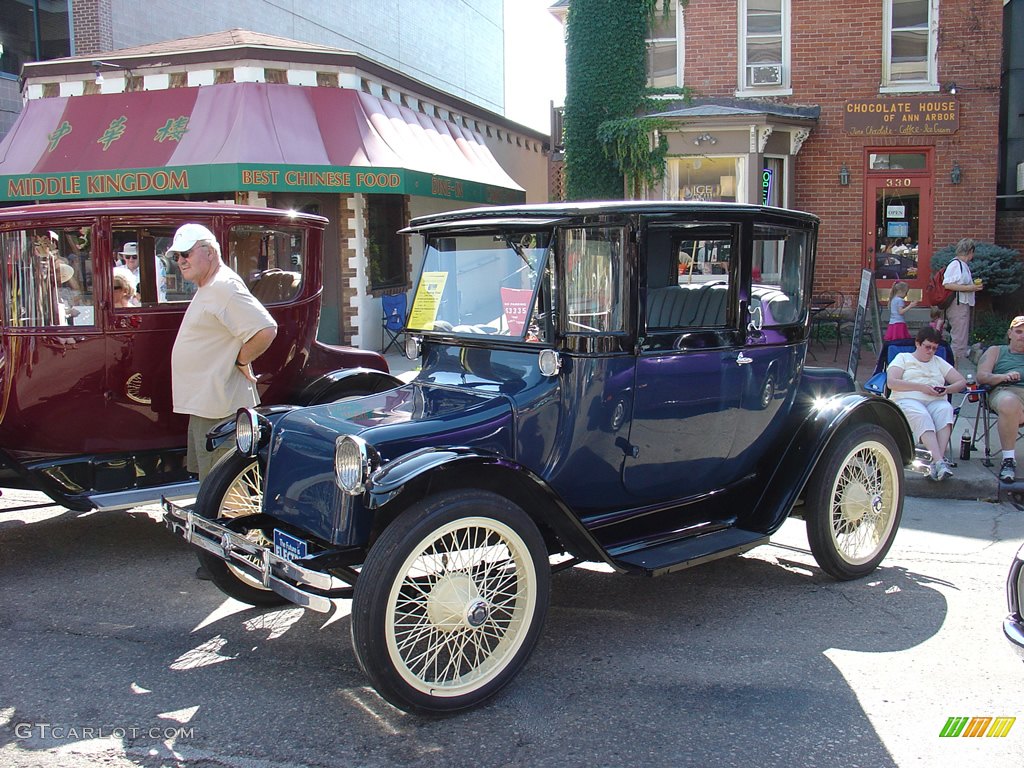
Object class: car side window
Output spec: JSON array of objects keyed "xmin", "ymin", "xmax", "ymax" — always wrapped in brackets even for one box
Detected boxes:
[
  {"xmin": 645, "ymin": 224, "xmax": 734, "ymax": 330},
  {"xmin": 562, "ymin": 226, "xmax": 625, "ymax": 334},
  {"xmin": 112, "ymin": 226, "xmax": 194, "ymax": 306},
  {"xmin": 229, "ymin": 225, "xmax": 306, "ymax": 305},
  {"xmin": 752, "ymin": 225, "xmax": 808, "ymax": 326},
  {"xmin": 2, "ymin": 226, "xmax": 95, "ymax": 327}
]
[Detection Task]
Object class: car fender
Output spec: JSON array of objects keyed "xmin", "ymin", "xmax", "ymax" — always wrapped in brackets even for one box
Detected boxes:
[
  {"xmin": 204, "ymin": 404, "xmax": 300, "ymax": 452},
  {"xmin": 366, "ymin": 446, "xmax": 613, "ymax": 565},
  {"xmin": 755, "ymin": 392, "xmax": 914, "ymax": 533},
  {"xmin": 295, "ymin": 367, "xmax": 403, "ymax": 406},
  {"xmin": 205, "ymin": 369, "xmax": 402, "ymax": 451}
]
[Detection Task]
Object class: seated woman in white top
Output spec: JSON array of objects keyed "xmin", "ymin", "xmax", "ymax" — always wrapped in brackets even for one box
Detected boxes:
[{"xmin": 887, "ymin": 326, "xmax": 967, "ymax": 481}]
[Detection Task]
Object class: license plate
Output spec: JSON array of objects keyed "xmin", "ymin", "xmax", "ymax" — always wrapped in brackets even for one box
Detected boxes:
[{"xmin": 273, "ymin": 529, "xmax": 308, "ymax": 561}]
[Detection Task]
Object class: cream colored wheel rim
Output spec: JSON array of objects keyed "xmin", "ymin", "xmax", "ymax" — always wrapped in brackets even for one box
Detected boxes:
[
  {"xmin": 827, "ymin": 439, "xmax": 899, "ymax": 565},
  {"xmin": 384, "ymin": 516, "xmax": 537, "ymax": 697}
]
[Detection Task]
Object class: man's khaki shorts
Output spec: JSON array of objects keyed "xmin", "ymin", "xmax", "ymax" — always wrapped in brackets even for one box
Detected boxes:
[
  {"xmin": 186, "ymin": 414, "xmax": 233, "ymax": 479},
  {"xmin": 988, "ymin": 386, "xmax": 1024, "ymax": 414}
]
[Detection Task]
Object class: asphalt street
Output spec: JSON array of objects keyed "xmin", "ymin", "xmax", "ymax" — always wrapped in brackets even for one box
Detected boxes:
[{"xmin": 0, "ymin": 488, "xmax": 1021, "ymax": 768}]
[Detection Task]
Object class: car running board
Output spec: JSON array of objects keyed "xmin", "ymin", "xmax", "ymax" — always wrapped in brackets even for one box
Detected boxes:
[{"xmin": 612, "ymin": 528, "xmax": 768, "ymax": 577}]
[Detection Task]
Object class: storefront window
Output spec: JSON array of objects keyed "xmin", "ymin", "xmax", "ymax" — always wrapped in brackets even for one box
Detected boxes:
[
  {"xmin": 367, "ymin": 194, "xmax": 407, "ymax": 292},
  {"xmin": 873, "ymin": 188, "xmax": 920, "ymax": 281},
  {"xmin": 869, "ymin": 152, "xmax": 927, "ymax": 170},
  {"xmin": 669, "ymin": 157, "xmax": 742, "ymax": 203}
]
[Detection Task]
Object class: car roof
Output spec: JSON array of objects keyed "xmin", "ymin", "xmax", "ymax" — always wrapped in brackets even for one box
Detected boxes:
[
  {"xmin": 404, "ymin": 200, "xmax": 819, "ymax": 233},
  {"xmin": 0, "ymin": 200, "xmax": 328, "ymax": 227}
]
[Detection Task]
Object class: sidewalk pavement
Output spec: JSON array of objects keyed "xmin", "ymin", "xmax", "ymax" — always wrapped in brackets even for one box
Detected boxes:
[{"xmin": 385, "ymin": 341, "xmax": 1021, "ymax": 503}]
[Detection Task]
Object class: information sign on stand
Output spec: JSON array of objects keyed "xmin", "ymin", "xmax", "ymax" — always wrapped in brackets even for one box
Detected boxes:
[{"xmin": 847, "ymin": 269, "xmax": 883, "ymax": 381}]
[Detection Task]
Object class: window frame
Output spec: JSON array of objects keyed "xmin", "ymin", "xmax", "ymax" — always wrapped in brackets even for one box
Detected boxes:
[
  {"xmin": 645, "ymin": 0, "xmax": 684, "ymax": 89},
  {"xmin": 736, "ymin": 0, "xmax": 792, "ymax": 97},
  {"xmin": 881, "ymin": 0, "xmax": 940, "ymax": 93}
]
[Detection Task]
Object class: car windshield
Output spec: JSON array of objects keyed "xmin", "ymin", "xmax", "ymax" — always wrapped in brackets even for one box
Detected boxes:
[{"xmin": 407, "ymin": 230, "xmax": 552, "ymax": 342}]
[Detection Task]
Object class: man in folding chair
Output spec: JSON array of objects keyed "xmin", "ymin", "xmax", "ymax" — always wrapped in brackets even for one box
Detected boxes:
[
  {"xmin": 887, "ymin": 326, "xmax": 968, "ymax": 481},
  {"xmin": 975, "ymin": 315, "xmax": 1024, "ymax": 481}
]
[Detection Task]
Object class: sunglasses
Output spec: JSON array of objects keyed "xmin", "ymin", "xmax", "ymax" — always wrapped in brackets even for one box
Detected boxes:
[
  {"xmin": 125, "ymin": 255, "xmax": 138, "ymax": 260},
  {"xmin": 174, "ymin": 245, "xmax": 206, "ymax": 262}
]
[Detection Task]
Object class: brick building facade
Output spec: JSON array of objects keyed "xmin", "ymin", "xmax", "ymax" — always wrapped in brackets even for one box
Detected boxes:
[
  {"xmin": 555, "ymin": 0, "xmax": 1008, "ymax": 306},
  {"xmin": 659, "ymin": 0, "xmax": 1002, "ymax": 304}
]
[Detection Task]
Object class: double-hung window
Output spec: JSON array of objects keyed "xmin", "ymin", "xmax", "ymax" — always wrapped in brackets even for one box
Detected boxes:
[
  {"xmin": 738, "ymin": 0, "xmax": 790, "ymax": 95},
  {"xmin": 882, "ymin": 0, "xmax": 939, "ymax": 91},
  {"xmin": 646, "ymin": 0, "xmax": 683, "ymax": 88}
]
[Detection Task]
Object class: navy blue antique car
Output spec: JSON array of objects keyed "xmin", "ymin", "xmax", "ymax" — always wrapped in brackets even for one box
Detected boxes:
[{"xmin": 165, "ymin": 201, "xmax": 914, "ymax": 714}]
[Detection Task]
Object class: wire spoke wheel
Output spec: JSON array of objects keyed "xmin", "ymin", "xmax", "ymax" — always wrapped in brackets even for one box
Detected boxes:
[
  {"xmin": 387, "ymin": 518, "xmax": 535, "ymax": 693},
  {"xmin": 352, "ymin": 491, "xmax": 550, "ymax": 714},
  {"xmin": 194, "ymin": 449, "xmax": 286, "ymax": 606},
  {"xmin": 806, "ymin": 425, "xmax": 904, "ymax": 580}
]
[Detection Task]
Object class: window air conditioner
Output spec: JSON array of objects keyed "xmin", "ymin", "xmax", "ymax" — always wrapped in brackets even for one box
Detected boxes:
[{"xmin": 749, "ymin": 65, "xmax": 782, "ymax": 86}]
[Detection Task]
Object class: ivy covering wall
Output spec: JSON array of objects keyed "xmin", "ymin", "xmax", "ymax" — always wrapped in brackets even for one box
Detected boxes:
[
  {"xmin": 564, "ymin": 0, "xmax": 652, "ymax": 200},
  {"xmin": 563, "ymin": 0, "xmax": 685, "ymax": 201}
]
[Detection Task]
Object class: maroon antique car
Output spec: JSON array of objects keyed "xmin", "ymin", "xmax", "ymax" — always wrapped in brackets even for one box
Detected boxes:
[{"xmin": 0, "ymin": 200, "xmax": 398, "ymax": 511}]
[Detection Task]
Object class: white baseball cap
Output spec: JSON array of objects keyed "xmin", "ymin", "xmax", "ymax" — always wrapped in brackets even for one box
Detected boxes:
[
  {"xmin": 169, "ymin": 223, "xmax": 216, "ymax": 254},
  {"xmin": 120, "ymin": 241, "xmax": 138, "ymax": 257}
]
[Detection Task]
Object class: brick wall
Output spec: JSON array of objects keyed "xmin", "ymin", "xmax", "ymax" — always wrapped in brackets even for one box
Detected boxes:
[
  {"xmin": 71, "ymin": 0, "xmax": 114, "ymax": 56},
  {"xmin": 338, "ymin": 194, "xmax": 359, "ymax": 346},
  {"xmin": 682, "ymin": 0, "xmax": 1003, "ymax": 301}
]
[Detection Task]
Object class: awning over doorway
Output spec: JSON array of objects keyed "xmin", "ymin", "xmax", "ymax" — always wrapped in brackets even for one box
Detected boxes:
[{"xmin": 0, "ymin": 82, "xmax": 525, "ymax": 204}]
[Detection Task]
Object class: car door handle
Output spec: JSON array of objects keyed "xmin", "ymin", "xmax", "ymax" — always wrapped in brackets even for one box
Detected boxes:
[{"xmin": 736, "ymin": 354, "xmax": 753, "ymax": 365}]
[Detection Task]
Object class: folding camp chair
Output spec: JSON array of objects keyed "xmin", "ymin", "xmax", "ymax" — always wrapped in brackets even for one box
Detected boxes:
[
  {"xmin": 863, "ymin": 339, "xmax": 959, "ymax": 468},
  {"xmin": 964, "ymin": 384, "xmax": 1024, "ymax": 468},
  {"xmin": 381, "ymin": 292, "xmax": 408, "ymax": 354}
]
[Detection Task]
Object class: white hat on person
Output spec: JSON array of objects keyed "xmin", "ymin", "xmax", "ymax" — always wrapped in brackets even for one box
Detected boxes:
[
  {"xmin": 168, "ymin": 223, "xmax": 216, "ymax": 254},
  {"xmin": 58, "ymin": 263, "xmax": 74, "ymax": 283},
  {"xmin": 120, "ymin": 242, "xmax": 139, "ymax": 257}
]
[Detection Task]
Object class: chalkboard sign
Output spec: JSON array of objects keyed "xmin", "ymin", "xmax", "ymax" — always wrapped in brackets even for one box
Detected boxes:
[{"xmin": 848, "ymin": 270, "xmax": 883, "ymax": 381}]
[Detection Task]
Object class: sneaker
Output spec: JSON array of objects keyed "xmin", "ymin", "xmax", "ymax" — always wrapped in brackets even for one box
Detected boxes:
[
  {"xmin": 937, "ymin": 460, "xmax": 954, "ymax": 480},
  {"xmin": 928, "ymin": 461, "xmax": 941, "ymax": 481},
  {"xmin": 1000, "ymin": 458, "xmax": 1016, "ymax": 483}
]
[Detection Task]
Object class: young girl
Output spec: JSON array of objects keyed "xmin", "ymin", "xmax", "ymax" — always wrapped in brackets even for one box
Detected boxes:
[
  {"xmin": 884, "ymin": 281, "xmax": 915, "ymax": 340},
  {"xmin": 929, "ymin": 306, "xmax": 945, "ymax": 335}
]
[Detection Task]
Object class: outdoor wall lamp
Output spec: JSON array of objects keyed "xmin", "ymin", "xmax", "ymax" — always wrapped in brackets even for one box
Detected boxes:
[
  {"xmin": 838, "ymin": 164, "xmax": 850, "ymax": 186},
  {"xmin": 951, "ymin": 162, "xmax": 962, "ymax": 185},
  {"xmin": 92, "ymin": 60, "xmax": 129, "ymax": 85},
  {"xmin": 693, "ymin": 133, "xmax": 717, "ymax": 146},
  {"xmin": 946, "ymin": 82, "xmax": 958, "ymax": 95}
]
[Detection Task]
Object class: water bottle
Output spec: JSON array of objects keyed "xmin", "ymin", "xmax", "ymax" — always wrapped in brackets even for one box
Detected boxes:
[{"xmin": 960, "ymin": 430, "xmax": 972, "ymax": 460}]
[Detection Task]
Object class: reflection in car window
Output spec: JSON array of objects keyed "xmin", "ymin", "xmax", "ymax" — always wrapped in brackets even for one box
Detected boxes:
[
  {"xmin": 2, "ymin": 226, "xmax": 94, "ymax": 327},
  {"xmin": 645, "ymin": 224, "xmax": 733, "ymax": 330},
  {"xmin": 407, "ymin": 231, "xmax": 551, "ymax": 341},
  {"xmin": 112, "ymin": 227, "xmax": 186, "ymax": 306},
  {"xmin": 752, "ymin": 225, "xmax": 808, "ymax": 326},
  {"xmin": 229, "ymin": 225, "xmax": 306, "ymax": 305},
  {"xmin": 562, "ymin": 226, "xmax": 624, "ymax": 334}
]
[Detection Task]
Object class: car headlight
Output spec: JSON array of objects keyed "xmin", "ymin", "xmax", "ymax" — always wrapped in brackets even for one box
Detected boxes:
[
  {"xmin": 235, "ymin": 408, "xmax": 260, "ymax": 457},
  {"xmin": 335, "ymin": 435, "xmax": 378, "ymax": 494}
]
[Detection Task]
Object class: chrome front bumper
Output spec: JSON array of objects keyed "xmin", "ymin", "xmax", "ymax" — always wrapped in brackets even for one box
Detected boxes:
[{"xmin": 162, "ymin": 498, "xmax": 350, "ymax": 613}]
